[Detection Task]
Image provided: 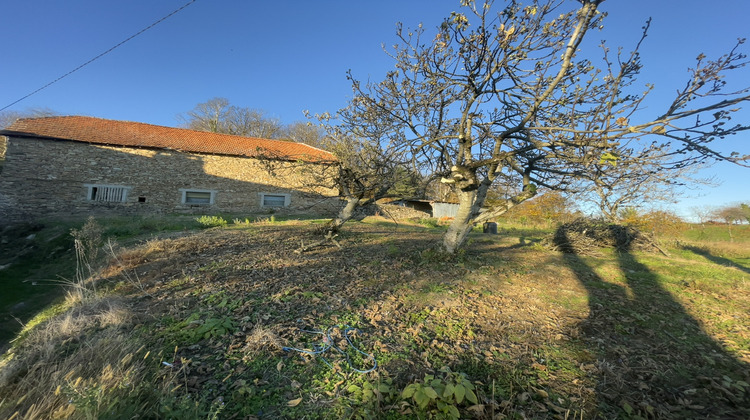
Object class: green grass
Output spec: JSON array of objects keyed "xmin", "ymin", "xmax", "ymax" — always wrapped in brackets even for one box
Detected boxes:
[
  {"xmin": 0, "ymin": 216, "xmax": 205, "ymax": 347},
  {"xmin": 681, "ymin": 223, "xmax": 750, "ymax": 243},
  {"xmin": 0, "ymin": 223, "xmax": 75, "ymax": 346},
  {"xmin": 96, "ymin": 215, "xmax": 203, "ymax": 239}
]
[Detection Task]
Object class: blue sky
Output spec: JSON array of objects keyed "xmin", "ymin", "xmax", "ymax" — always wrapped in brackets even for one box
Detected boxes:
[{"xmin": 1, "ymin": 0, "xmax": 748, "ymax": 219}]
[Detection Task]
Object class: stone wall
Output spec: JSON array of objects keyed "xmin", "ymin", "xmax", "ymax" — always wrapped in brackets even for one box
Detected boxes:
[
  {"xmin": 354, "ymin": 202, "xmax": 431, "ymax": 220},
  {"xmin": 0, "ymin": 137, "xmax": 341, "ymax": 223},
  {"xmin": 0, "ymin": 136, "xmax": 6, "ymax": 174}
]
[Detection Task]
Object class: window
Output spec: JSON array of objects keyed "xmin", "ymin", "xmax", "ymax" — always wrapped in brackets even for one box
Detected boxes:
[
  {"xmin": 180, "ymin": 189, "xmax": 216, "ymax": 205},
  {"xmin": 185, "ymin": 191, "xmax": 211, "ymax": 204},
  {"xmin": 260, "ymin": 193, "xmax": 290, "ymax": 208},
  {"xmin": 85, "ymin": 184, "xmax": 130, "ymax": 203}
]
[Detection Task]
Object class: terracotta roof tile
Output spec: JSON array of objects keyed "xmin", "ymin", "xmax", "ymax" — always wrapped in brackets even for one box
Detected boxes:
[{"xmin": 3, "ymin": 116, "xmax": 335, "ymax": 163}]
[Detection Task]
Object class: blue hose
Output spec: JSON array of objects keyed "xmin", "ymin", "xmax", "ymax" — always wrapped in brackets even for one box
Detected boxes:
[{"xmin": 282, "ymin": 325, "xmax": 377, "ymax": 374}]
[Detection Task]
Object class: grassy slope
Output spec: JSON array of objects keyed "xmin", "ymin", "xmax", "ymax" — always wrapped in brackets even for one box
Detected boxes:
[
  {"xmin": 0, "ymin": 223, "xmax": 75, "ymax": 348},
  {"xmin": 0, "ymin": 216, "xmax": 204, "ymax": 349},
  {"xmin": 0, "ymin": 218, "xmax": 748, "ymax": 419}
]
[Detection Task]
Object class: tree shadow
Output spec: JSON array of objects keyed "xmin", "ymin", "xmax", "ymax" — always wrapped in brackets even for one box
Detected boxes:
[
  {"xmin": 555, "ymin": 229, "xmax": 750, "ymax": 418},
  {"xmin": 680, "ymin": 244, "xmax": 750, "ymax": 275}
]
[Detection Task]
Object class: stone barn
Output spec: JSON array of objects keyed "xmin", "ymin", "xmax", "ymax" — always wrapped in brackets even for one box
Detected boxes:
[
  {"xmin": 0, "ymin": 116, "xmax": 340, "ymax": 223},
  {"xmin": 389, "ymin": 199, "xmax": 460, "ymax": 219}
]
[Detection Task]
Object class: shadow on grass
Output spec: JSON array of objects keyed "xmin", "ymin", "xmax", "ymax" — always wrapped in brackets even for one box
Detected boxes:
[
  {"xmin": 0, "ymin": 223, "xmax": 73, "ymax": 352},
  {"xmin": 680, "ymin": 244, "xmax": 750, "ymax": 275},
  {"xmin": 555, "ymin": 229, "xmax": 750, "ymax": 419}
]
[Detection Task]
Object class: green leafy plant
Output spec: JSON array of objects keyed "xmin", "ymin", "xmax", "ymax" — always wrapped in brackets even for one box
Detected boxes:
[
  {"xmin": 347, "ymin": 378, "xmax": 398, "ymax": 405},
  {"xmin": 195, "ymin": 215, "xmax": 228, "ymax": 228},
  {"xmin": 165, "ymin": 312, "xmax": 236, "ymax": 343},
  {"xmin": 194, "ymin": 316, "xmax": 235, "ymax": 339},
  {"xmin": 401, "ymin": 367, "xmax": 478, "ymax": 419},
  {"xmin": 344, "ymin": 378, "xmax": 399, "ymax": 419},
  {"xmin": 203, "ymin": 291, "xmax": 241, "ymax": 311}
]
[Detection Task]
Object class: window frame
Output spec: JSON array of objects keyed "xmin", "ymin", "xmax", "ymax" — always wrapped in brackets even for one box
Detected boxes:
[
  {"xmin": 84, "ymin": 184, "xmax": 131, "ymax": 203},
  {"xmin": 259, "ymin": 192, "xmax": 290, "ymax": 208},
  {"xmin": 180, "ymin": 188, "xmax": 216, "ymax": 205}
]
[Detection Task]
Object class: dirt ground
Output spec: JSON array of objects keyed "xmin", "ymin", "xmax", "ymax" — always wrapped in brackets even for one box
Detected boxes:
[{"xmin": 75, "ymin": 218, "xmax": 744, "ymax": 419}]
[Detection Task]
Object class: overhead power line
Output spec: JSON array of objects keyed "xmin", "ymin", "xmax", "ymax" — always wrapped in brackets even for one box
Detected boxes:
[{"xmin": 0, "ymin": 0, "xmax": 197, "ymax": 112}]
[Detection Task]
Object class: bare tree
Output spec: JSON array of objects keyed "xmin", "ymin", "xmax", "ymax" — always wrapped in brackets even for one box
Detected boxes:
[
  {"xmin": 712, "ymin": 204, "xmax": 747, "ymax": 242},
  {"xmin": 281, "ymin": 121, "xmax": 326, "ymax": 148},
  {"xmin": 345, "ymin": 0, "xmax": 750, "ymax": 253},
  {"xmin": 311, "ymin": 107, "xmax": 413, "ymax": 234},
  {"xmin": 177, "ymin": 97, "xmax": 231, "ymax": 133},
  {"xmin": 178, "ymin": 98, "xmax": 284, "ymax": 139},
  {"xmin": 226, "ymin": 107, "xmax": 284, "ymax": 139},
  {"xmin": 252, "ymin": 107, "xmax": 412, "ymax": 249},
  {"xmin": 0, "ymin": 111, "xmax": 22, "ymax": 130},
  {"xmin": 580, "ymin": 145, "xmax": 716, "ymax": 222},
  {"xmin": 690, "ymin": 205, "xmax": 715, "ymax": 230}
]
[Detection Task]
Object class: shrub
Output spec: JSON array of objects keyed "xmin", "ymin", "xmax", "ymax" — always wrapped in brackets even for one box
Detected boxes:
[
  {"xmin": 418, "ymin": 218, "xmax": 440, "ymax": 228},
  {"xmin": 195, "ymin": 215, "xmax": 227, "ymax": 228},
  {"xmin": 620, "ymin": 209, "xmax": 686, "ymax": 237}
]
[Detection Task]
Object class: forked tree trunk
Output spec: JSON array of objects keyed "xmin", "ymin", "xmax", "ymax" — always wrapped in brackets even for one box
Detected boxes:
[
  {"xmin": 297, "ymin": 197, "xmax": 362, "ymax": 253},
  {"xmin": 441, "ymin": 185, "xmax": 538, "ymax": 254},
  {"xmin": 326, "ymin": 197, "xmax": 362, "ymax": 233},
  {"xmin": 442, "ymin": 190, "xmax": 480, "ymax": 254}
]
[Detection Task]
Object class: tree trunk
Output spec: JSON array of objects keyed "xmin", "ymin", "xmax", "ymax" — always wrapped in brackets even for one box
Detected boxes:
[
  {"xmin": 296, "ymin": 197, "xmax": 361, "ymax": 253},
  {"xmin": 442, "ymin": 190, "xmax": 480, "ymax": 254},
  {"xmin": 727, "ymin": 222, "xmax": 734, "ymax": 243},
  {"xmin": 326, "ymin": 197, "xmax": 361, "ymax": 233},
  {"xmin": 441, "ymin": 182, "xmax": 537, "ymax": 254}
]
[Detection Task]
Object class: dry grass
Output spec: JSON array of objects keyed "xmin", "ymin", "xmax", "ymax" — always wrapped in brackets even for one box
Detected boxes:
[
  {"xmin": 242, "ymin": 324, "xmax": 284, "ymax": 356},
  {"xmin": 682, "ymin": 239, "xmax": 750, "ymax": 259},
  {"xmin": 0, "ymin": 299, "xmax": 152, "ymax": 419}
]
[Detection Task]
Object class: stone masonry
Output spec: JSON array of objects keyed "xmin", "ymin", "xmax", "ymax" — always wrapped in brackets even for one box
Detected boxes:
[{"xmin": 0, "ymin": 137, "xmax": 341, "ymax": 223}]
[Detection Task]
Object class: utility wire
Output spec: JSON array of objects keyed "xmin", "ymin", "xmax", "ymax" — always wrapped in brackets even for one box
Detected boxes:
[{"xmin": 0, "ymin": 0, "xmax": 197, "ymax": 112}]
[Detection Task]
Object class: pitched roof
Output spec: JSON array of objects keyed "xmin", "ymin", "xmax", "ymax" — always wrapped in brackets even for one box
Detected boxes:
[{"xmin": 1, "ymin": 116, "xmax": 335, "ymax": 163}]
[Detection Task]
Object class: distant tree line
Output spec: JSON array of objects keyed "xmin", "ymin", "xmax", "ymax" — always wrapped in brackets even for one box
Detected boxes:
[{"xmin": 177, "ymin": 97, "xmax": 327, "ymax": 148}]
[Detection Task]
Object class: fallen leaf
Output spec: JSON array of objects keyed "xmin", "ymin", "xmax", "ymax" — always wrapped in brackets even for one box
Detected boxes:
[
  {"xmin": 287, "ymin": 397, "xmax": 303, "ymax": 407},
  {"xmin": 467, "ymin": 404, "xmax": 485, "ymax": 414},
  {"xmin": 531, "ymin": 362, "xmax": 547, "ymax": 371}
]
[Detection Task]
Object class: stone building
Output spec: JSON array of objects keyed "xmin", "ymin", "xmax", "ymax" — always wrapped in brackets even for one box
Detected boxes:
[{"xmin": 0, "ymin": 116, "xmax": 340, "ymax": 223}]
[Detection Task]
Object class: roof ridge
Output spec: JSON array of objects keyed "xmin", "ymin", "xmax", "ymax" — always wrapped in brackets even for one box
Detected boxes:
[
  {"xmin": 4, "ymin": 115, "xmax": 336, "ymax": 163},
  {"xmin": 16, "ymin": 115, "xmax": 301, "ymax": 144}
]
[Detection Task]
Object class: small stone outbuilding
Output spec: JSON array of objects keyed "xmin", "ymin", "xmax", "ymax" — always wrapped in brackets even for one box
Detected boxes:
[
  {"xmin": 0, "ymin": 116, "xmax": 340, "ymax": 223},
  {"xmin": 389, "ymin": 199, "xmax": 460, "ymax": 219}
]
